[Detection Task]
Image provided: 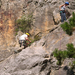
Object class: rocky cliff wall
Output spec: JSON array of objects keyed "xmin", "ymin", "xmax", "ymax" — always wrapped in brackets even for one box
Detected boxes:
[
  {"xmin": 0, "ymin": 0, "xmax": 75, "ymax": 75},
  {"xmin": 0, "ymin": 10, "xmax": 16, "ymax": 49},
  {"xmin": 0, "ymin": 0, "xmax": 75, "ymax": 49},
  {"xmin": 0, "ymin": 25, "xmax": 75, "ymax": 75}
]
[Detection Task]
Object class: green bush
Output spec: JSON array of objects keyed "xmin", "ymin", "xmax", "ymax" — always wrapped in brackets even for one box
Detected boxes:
[
  {"xmin": 53, "ymin": 43, "xmax": 75, "ymax": 65},
  {"xmin": 61, "ymin": 22, "xmax": 72, "ymax": 35},
  {"xmin": 15, "ymin": 14, "xmax": 33, "ymax": 33},
  {"xmin": 53, "ymin": 49, "xmax": 67, "ymax": 65},
  {"xmin": 67, "ymin": 43, "xmax": 75, "ymax": 58},
  {"xmin": 69, "ymin": 12, "xmax": 75, "ymax": 27},
  {"xmin": 61, "ymin": 12, "xmax": 75, "ymax": 35}
]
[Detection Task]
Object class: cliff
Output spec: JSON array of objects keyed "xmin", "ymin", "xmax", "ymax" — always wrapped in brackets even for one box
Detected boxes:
[
  {"xmin": 0, "ymin": 25, "xmax": 75, "ymax": 75},
  {"xmin": 0, "ymin": 0, "xmax": 75, "ymax": 49},
  {"xmin": 0, "ymin": 0, "xmax": 75, "ymax": 75}
]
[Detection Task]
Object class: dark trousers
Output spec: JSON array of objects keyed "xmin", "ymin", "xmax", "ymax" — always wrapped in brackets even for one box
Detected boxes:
[
  {"xmin": 60, "ymin": 11, "xmax": 66, "ymax": 22},
  {"xmin": 19, "ymin": 40, "xmax": 26, "ymax": 47}
]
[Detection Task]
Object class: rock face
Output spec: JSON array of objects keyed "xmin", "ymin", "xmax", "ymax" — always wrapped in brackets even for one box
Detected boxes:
[
  {"xmin": 32, "ymin": 26, "xmax": 75, "ymax": 55},
  {"xmin": 30, "ymin": 26, "xmax": 75, "ymax": 75},
  {"xmin": 0, "ymin": 46, "xmax": 51, "ymax": 75},
  {"xmin": 0, "ymin": 11, "xmax": 15, "ymax": 50},
  {"xmin": 53, "ymin": 9, "xmax": 61, "ymax": 24},
  {"xmin": 0, "ymin": 0, "xmax": 75, "ymax": 74},
  {"xmin": 0, "ymin": 26, "xmax": 75, "ymax": 75},
  {"xmin": 0, "ymin": 0, "xmax": 75, "ymax": 49}
]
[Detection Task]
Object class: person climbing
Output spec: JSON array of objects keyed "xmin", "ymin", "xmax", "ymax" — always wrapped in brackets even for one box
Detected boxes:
[
  {"xmin": 19, "ymin": 33, "xmax": 31, "ymax": 48},
  {"xmin": 59, "ymin": 2, "xmax": 69, "ymax": 22}
]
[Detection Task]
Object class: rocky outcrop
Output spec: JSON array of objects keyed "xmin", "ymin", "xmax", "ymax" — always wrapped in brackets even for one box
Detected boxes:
[
  {"xmin": 0, "ymin": 46, "xmax": 51, "ymax": 75},
  {"xmin": 0, "ymin": 25, "xmax": 75, "ymax": 75},
  {"xmin": 51, "ymin": 66, "xmax": 74, "ymax": 75},
  {"xmin": 0, "ymin": 0, "xmax": 75, "ymax": 74},
  {"xmin": 30, "ymin": 26, "xmax": 75, "ymax": 75},
  {"xmin": 0, "ymin": 0, "xmax": 75, "ymax": 49},
  {"xmin": 0, "ymin": 10, "xmax": 16, "ymax": 50},
  {"xmin": 53, "ymin": 9, "xmax": 61, "ymax": 24},
  {"xmin": 32, "ymin": 26, "xmax": 75, "ymax": 55},
  {"xmin": 0, "ymin": 49, "xmax": 13, "ymax": 62}
]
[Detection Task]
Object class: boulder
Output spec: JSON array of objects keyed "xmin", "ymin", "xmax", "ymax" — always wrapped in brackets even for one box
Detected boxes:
[
  {"xmin": 53, "ymin": 9, "xmax": 61, "ymax": 24},
  {"xmin": 52, "ymin": 66, "xmax": 74, "ymax": 75},
  {"xmin": 0, "ymin": 46, "xmax": 51, "ymax": 75}
]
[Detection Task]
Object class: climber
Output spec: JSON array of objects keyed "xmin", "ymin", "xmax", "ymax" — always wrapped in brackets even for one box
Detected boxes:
[
  {"xmin": 19, "ymin": 33, "xmax": 31, "ymax": 48},
  {"xmin": 59, "ymin": 2, "xmax": 69, "ymax": 22}
]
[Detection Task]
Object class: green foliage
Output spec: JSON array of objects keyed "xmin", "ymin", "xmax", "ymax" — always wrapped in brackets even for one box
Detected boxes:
[
  {"xmin": 67, "ymin": 43, "xmax": 75, "ymax": 58},
  {"xmin": 69, "ymin": 12, "xmax": 75, "ymax": 27},
  {"xmin": 53, "ymin": 43, "xmax": 75, "ymax": 65},
  {"xmin": 53, "ymin": 49, "xmax": 67, "ymax": 65},
  {"xmin": 61, "ymin": 12, "xmax": 75, "ymax": 35},
  {"xmin": 61, "ymin": 22, "xmax": 72, "ymax": 35},
  {"xmin": 15, "ymin": 14, "xmax": 33, "ymax": 33}
]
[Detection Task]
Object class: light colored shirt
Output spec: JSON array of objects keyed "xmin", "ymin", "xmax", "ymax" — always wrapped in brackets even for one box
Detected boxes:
[
  {"xmin": 19, "ymin": 34, "xmax": 27, "ymax": 40},
  {"xmin": 61, "ymin": 5, "xmax": 65, "ymax": 11}
]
